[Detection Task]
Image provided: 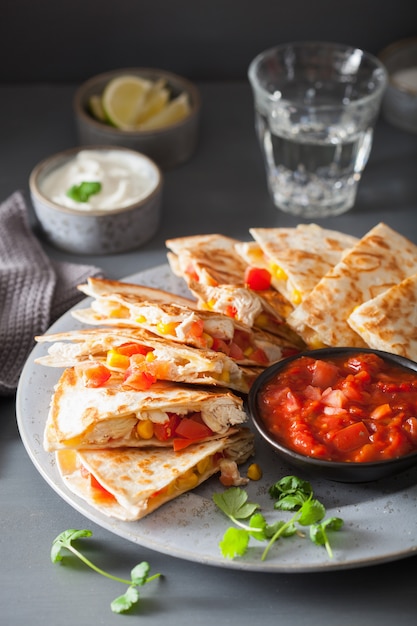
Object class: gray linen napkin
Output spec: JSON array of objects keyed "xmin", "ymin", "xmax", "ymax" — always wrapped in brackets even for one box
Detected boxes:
[{"xmin": 0, "ymin": 191, "xmax": 103, "ymax": 396}]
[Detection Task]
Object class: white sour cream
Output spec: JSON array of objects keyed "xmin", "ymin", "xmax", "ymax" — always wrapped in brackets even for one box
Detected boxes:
[{"xmin": 41, "ymin": 149, "xmax": 159, "ymax": 211}]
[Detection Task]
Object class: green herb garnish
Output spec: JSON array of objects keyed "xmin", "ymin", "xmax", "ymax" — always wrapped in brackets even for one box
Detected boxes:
[
  {"xmin": 66, "ymin": 181, "xmax": 102, "ymax": 202},
  {"xmin": 213, "ymin": 475, "xmax": 343, "ymax": 561},
  {"xmin": 51, "ymin": 529, "xmax": 162, "ymax": 614}
]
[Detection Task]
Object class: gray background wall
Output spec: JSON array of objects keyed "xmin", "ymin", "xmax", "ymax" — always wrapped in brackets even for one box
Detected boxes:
[{"xmin": 1, "ymin": 0, "xmax": 416, "ymax": 83}]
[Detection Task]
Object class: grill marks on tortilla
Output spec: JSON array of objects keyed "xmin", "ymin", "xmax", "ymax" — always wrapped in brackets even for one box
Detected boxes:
[
  {"xmin": 249, "ymin": 224, "xmax": 359, "ymax": 303},
  {"xmin": 287, "ymin": 223, "xmax": 417, "ymax": 348},
  {"xmin": 348, "ymin": 272, "xmax": 417, "ymax": 360}
]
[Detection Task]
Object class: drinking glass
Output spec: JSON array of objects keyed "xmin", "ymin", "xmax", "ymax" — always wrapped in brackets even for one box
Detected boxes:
[{"xmin": 248, "ymin": 41, "xmax": 388, "ymax": 218}]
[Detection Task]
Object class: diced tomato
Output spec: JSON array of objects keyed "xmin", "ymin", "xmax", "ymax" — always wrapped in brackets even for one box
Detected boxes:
[
  {"xmin": 331, "ymin": 421, "xmax": 370, "ymax": 452},
  {"xmin": 224, "ymin": 305, "xmax": 238, "ymax": 318},
  {"xmin": 248, "ymin": 347, "xmax": 269, "ymax": 365},
  {"xmin": 81, "ymin": 465, "xmax": 115, "ymax": 500},
  {"xmin": 123, "ymin": 367, "xmax": 156, "ymax": 390},
  {"xmin": 153, "ymin": 414, "xmax": 182, "ymax": 441},
  {"xmin": 211, "ymin": 337, "xmax": 231, "ymax": 355},
  {"xmin": 244, "ymin": 266, "xmax": 272, "ymax": 291},
  {"xmin": 116, "ymin": 343, "xmax": 151, "ymax": 357},
  {"xmin": 175, "ymin": 417, "xmax": 213, "ymax": 441},
  {"xmin": 187, "ymin": 319, "xmax": 204, "ymax": 339},
  {"xmin": 83, "ymin": 363, "xmax": 111, "ymax": 388},
  {"xmin": 185, "ymin": 263, "xmax": 200, "ymax": 282},
  {"xmin": 310, "ymin": 359, "xmax": 339, "ymax": 388},
  {"xmin": 228, "ymin": 342, "xmax": 245, "ymax": 360}
]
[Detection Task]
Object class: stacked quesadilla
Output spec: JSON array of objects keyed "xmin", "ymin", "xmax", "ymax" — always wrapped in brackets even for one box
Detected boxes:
[
  {"xmin": 36, "ymin": 279, "xmax": 270, "ymax": 521},
  {"xmin": 71, "ymin": 277, "xmax": 301, "ymax": 366}
]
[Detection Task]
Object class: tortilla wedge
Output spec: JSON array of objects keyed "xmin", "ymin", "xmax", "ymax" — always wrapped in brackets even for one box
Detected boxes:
[
  {"xmin": 35, "ymin": 326, "xmax": 261, "ymax": 393},
  {"xmin": 165, "ymin": 233, "xmax": 299, "ymax": 340},
  {"xmin": 43, "ymin": 367, "xmax": 249, "ymax": 451},
  {"xmin": 55, "ymin": 428, "xmax": 255, "ymax": 521},
  {"xmin": 347, "ymin": 272, "xmax": 417, "ymax": 360},
  {"xmin": 72, "ymin": 277, "xmax": 301, "ymax": 367},
  {"xmin": 286, "ymin": 223, "xmax": 417, "ymax": 348},
  {"xmin": 248, "ymin": 224, "xmax": 359, "ymax": 306}
]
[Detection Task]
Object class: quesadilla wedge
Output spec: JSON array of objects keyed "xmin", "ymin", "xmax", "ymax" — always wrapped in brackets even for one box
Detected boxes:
[
  {"xmin": 165, "ymin": 233, "xmax": 299, "ymax": 340},
  {"xmin": 35, "ymin": 326, "xmax": 261, "ymax": 393},
  {"xmin": 286, "ymin": 223, "xmax": 417, "ymax": 348},
  {"xmin": 347, "ymin": 272, "xmax": 417, "ymax": 360},
  {"xmin": 43, "ymin": 367, "xmax": 249, "ymax": 452},
  {"xmin": 55, "ymin": 428, "xmax": 255, "ymax": 521},
  {"xmin": 248, "ymin": 224, "xmax": 359, "ymax": 306},
  {"xmin": 72, "ymin": 277, "xmax": 300, "ymax": 367}
]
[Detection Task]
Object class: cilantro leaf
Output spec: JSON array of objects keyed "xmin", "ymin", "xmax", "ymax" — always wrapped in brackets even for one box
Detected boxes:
[
  {"xmin": 219, "ymin": 527, "xmax": 250, "ymax": 558},
  {"xmin": 51, "ymin": 529, "xmax": 161, "ymax": 614},
  {"xmin": 66, "ymin": 181, "xmax": 102, "ymax": 203},
  {"xmin": 213, "ymin": 487, "xmax": 259, "ymax": 521}
]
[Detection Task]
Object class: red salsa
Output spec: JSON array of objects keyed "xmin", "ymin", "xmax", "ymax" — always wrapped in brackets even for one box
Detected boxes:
[{"xmin": 257, "ymin": 352, "xmax": 417, "ymax": 463}]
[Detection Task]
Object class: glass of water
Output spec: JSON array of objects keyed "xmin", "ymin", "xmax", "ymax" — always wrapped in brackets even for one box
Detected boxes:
[{"xmin": 248, "ymin": 41, "xmax": 387, "ymax": 218}]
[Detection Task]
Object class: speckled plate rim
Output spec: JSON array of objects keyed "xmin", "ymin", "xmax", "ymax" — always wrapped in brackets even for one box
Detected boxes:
[{"xmin": 16, "ymin": 264, "xmax": 417, "ymax": 573}]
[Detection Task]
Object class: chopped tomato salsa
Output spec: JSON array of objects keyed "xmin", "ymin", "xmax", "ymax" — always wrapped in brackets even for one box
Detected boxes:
[{"xmin": 257, "ymin": 352, "xmax": 417, "ymax": 463}]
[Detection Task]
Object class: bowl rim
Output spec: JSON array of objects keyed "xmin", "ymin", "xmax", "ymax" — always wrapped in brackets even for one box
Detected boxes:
[
  {"xmin": 248, "ymin": 346, "xmax": 417, "ymax": 472},
  {"xmin": 29, "ymin": 144, "xmax": 163, "ymax": 217},
  {"xmin": 73, "ymin": 66, "xmax": 202, "ymax": 136},
  {"xmin": 378, "ymin": 37, "xmax": 417, "ymax": 95}
]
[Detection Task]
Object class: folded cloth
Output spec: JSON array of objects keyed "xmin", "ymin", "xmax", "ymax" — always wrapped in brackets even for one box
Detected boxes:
[{"xmin": 0, "ymin": 191, "xmax": 103, "ymax": 396}]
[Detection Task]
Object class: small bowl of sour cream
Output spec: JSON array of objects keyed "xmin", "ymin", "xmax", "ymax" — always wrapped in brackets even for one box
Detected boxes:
[{"xmin": 29, "ymin": 146, "xmax": 163, "ymax": 254}]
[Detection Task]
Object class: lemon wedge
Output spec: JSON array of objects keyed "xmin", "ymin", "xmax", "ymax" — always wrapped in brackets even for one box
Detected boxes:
[
  {"xmin": 137, "ymin": 92, "xmax": 191, "ymax": 130},
  {"xmin": 134, "ymin": 79, "xmax": 170, "ymax": 125},
  {"xmin": 102, "ymin": 75, "xmax": 153, "ymax": 130},
  {"xmin": 88, "ymin": 95, "xmax": 106, "ymax": 122}
]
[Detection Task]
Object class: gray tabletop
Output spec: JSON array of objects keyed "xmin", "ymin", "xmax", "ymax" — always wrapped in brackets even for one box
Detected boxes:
[{"xmin": 1, "ymin": 82, "xmax": 417, "ymax": 626}]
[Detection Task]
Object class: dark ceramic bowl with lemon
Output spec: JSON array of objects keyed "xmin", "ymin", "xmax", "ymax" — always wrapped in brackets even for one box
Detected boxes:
[
  {"xmin": 73, "ymin": 67, "xmax": 201, "ymax": 169},
  {"xmin": 248, "ymin": 347, "xmax": 417, "ymax": 483}
]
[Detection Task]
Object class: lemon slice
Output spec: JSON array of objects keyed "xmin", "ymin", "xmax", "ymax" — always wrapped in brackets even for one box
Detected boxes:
[
  {"xmin": 102, "ymin": 75, "xmax": 153, "ymax": 130},
  {"xmin": 137, "ymin": 93, "xmax": 192, "ymax": 130}
]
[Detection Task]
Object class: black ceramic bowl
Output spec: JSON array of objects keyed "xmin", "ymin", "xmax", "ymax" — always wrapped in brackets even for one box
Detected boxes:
[{"xmin": 248, "ymin": 347, "xmax": 417, "ymax": 483}]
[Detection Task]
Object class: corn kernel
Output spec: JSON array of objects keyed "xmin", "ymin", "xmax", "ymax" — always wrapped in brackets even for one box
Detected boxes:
[
  {"xmin": 106, "ymin": 350, "xmax": 130, "ymax": 370},
  {"xmin": 136, "ymin": 419, "xmax": 154, "ymax": 440},
  {"xmin": 136, "ymin": 315, "xmax": 147, "ymax": 323},
  {"xmin": 109, "ymin": 305, "xmax": 129, "ymax": 318},
  {"xmin": 206, "ymin": 299, "xmax": 216, "ymax": 310},
  {"xmin": 202, "ymin": 332, "xmax": 214, "ymax": 348},
  {"xmin": 196, "ymin": 456, "xmax": 212, "ymax": 475},
  {"xmin": 254, "ymin": 312, "xmax": 269, "ymax": 328},
  {"xmin": 247, "ymin": 463, "xmax": 263, "ymax": 481},
  {"xmin": 219, "ymin": 370, "xmax": 230, "ymax": 383},
  {"xmin": 291, "ymin": 289, "xmax": 302, "ymax": 305},
  {"xmin": 156, "ymin": 321, "xmax": 178, "ymax": 335},
  {"xmin": 145, "ymin": 351, "xmax": 156, "ymax": 362},
  {"xmin": 270, "ymin": 263, "xmax": 287, "ymax": 281},
  {"xmin": 176, "ymin": 470, "xmax": 199, "ymax": 491}
]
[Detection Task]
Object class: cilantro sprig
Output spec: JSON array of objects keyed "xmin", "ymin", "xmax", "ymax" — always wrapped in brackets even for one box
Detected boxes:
[
  {"xmin": 51, "ymin": 529, "xmax": 162, "ymax": 614},
  {"xmin": 66, "ymin": 181, "xmax": 102, "ymax": 202},
  {"xmin": 213, "ymin": 475, "xmax": 343, "ymax": 561}
]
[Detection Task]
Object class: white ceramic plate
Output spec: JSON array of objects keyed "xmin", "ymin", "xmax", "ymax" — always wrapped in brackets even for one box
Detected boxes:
[{"xmin": 16, "ymin": 264, "xmax": 417, "ymax": 572}]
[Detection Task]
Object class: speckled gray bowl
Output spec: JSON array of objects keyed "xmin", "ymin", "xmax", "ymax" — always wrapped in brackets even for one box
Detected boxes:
[
  {"xmin": 29, "ymin": 145, "xmax": 163, "ymax": 255},
  {"xmin": 73, "ymin": 68, "xmax": 201, "ymax": 169},
  {"xmin": 379, "ymin": 38, "xmax": 417, "ymax": 134}
]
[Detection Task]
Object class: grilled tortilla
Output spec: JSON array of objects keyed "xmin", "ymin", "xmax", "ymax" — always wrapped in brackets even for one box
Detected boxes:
[
  {"xmin": 35, "ymin": 326, "xmax": 261, "ymax": 393},
  {"xmin": 56, "ymin": 428, "xmax": 255, "ymax": 521},
  {"xmin": 165, "ymin": 233, "xmax": 298, "ymax": 340},
  {"xmin": 348, "ymin": 272, "xmax": 417, "ymax": 360},
  {"xmin": 287, "ymin": 223, "xmax": 417, "ymax": 348},
  {"xmin": 72, "ymin": 277, "xmax": 300, "ymax": 367},
  {"xmin": 248, "ymin": 224, "xmax": 358, "ymax": 306},
  {"xmin": 43, "ymin": 367, "xmax": 249, "ymax": 451}
]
